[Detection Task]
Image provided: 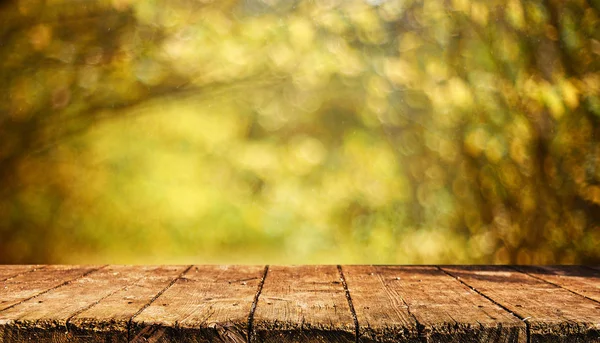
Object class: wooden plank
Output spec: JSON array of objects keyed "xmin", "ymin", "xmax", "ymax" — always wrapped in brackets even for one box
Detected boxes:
[
  {"xmin": 441, "ymin": 266, "xmax": 600, "ymax": 343},
  {"xmin": 515, "ymin": 266, "xmax": 600, "ymax": 303},
  {"xmin": 340, "ymin": 265, "xmax": 419, "ymax": 343},
  {"xmin": 0, "ymin": 265, "xmax": 167, "ymax": 343},
  {"xmin": 131, "ymin": 265, "xmax": 266, "ymax": 343},
  {"xmin": 0, "ymin": 265, "xmax": 597, "ymax": 342},
  {"xmin": 252, "ymin": 265, "xmax": 355, "ymax": 343},
  {"xmin": 0, "ymin": 265, "xmax": 42, "ymax": 282},
  {"xmin": 343, "ymin": 266, "xmax": 525, "ymax": 343},
  {"xmin": 0, "ymin": 265, "xmax": 100, "ymax": 312},
  {"xmin": 69, "ymin": 265, "xmax": 189, "ymax": 343}
]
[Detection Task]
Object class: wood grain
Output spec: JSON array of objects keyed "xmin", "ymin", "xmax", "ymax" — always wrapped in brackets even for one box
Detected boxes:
[
  {"xmin": 441, "ymin": 266, "xmax": 600, "ymax": 343},
  {"xmin": 252, "ymin": 265, "xmax": 355, "ymax": 343},
  {"xmin": 69, "ymin": 265, "xmax": 189, "ymax": 343},
  {"xmin": 515, "ymin": 266, "xmax": 600, "ymax": 303},
  {"xmin": 131, "ymin": 265, "xmax": 266, "ymax": 343},
  {"xmin": 343, "ymin": 265, "xmax": 526, "ymax": 343},
  {"xmin": 0, "ymin": 265, "xmax": 41, "ymax": 282},
  {"xmin": 340, "ymin": 265, "xmax": 418, "ymax": 343},
  {"xmin": 0, "ymin": 265, "xmax": 599, "ymax": 342},
  {"xmin": 0, "ymin": 265, "xmax": 100, "ymax": 312},
  {"xmin": 0, "ymin": 265, "xmax": 164, "ymax": 343}
]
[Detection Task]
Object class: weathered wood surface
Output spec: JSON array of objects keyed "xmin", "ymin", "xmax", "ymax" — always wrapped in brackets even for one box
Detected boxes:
[
  {"xmin": 441, "ymin": 266, "xmax": 600, "ymax": 343},
  {"xmin": 0, "ymin": 265, "xmax": 40, "ymax": 282},
  {"xmin": 0, "ymin": 265, "xmax": 598, "ymax": 343},
  {"xmin": 71, "ymin": 265, "xmax": 189, "ymax": 343},
  {"xmin": 252, "ymin": 265, "xmax": 355, "ymax": 343},
  {"xmin": 0, "ymin": 265, "xmax": 100, "ymax": 313},
  {"xmin": 341, "ymin": 265, "xmax": 419, "ymax": 343},
  {"xmin": 514, "ymin": 266, "xmax": 600, "ymax": 303},
  {"xmin": 132, "ymin": 265, "xmax": 265, "ymax": 343},
  {"xmin": 343, "ymin": 266, "xmax": 526, "ymax": 343},
  {"xmin": 0, "ymin": 265, "xmax": 180, "ymax": 342}
]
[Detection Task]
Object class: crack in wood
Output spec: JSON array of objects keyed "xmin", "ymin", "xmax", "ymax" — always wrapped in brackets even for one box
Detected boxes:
[
  {"xmin": 247, "ymin": 265, "xmax": 269, "ymax": 343},
  {"xmin": 337, "ymin": 265, "xmax": 359, "ymax": 343}
]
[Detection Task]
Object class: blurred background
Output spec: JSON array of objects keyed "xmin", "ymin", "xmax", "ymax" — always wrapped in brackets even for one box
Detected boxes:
[{"xmin": 0, "ymin": 0, "xmax": 599, "ymax": 264}]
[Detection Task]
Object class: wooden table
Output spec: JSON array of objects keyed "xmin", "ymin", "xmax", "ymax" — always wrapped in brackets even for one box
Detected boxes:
[{"xmin": 0, "ymin": 265, "xmax": 599, "ymax": 342}]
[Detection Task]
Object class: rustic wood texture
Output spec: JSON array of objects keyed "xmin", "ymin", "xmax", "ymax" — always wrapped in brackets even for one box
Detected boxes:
[
  {"xmin": 252, "ymin": 265, "xmax": 355, "ymax": 343},
  {"xmin": 514, "ymin": 266, "xmax": 600, "ymax": 303},
  {"xmin": 0, "ymin": 265, "xmax": 40, "ymax": 282},
  {"xmin": 0, "ymin": 265, "xmax": 599, "ymax": 343},
  {"xmin": 0, "ymin": 265, "xmax": 178, "ymax": 343},
  {"xmin": 340, "ymin": 265, "xmax": 419, "ymax": 343},
  {"xmin": 343, "ymin": 266, "xmax": 526, "ymax": 343},
  {"xmin": 69, "ymin": 265, "xmax": 189, "ymax": 343},
  {"xmin": 441, "ymin": 266, "xmax": 600, "ymax": 343},
  {"xmin": 0, "ymin": 265, "xmax": 100, "ymax": 312},
  {"xmin": 131, "ymin": 265, "xmax": 265, "ymax": 343}
]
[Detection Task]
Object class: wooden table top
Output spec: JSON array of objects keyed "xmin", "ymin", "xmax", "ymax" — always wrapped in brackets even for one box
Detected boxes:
[{"xmin": 0, "ymin": 265, "xmax": 598, "ymax": 343}]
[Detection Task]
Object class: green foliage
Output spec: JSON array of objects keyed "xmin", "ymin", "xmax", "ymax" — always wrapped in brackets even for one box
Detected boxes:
[{"xmin": 1, "ymin": 0, "xmax": 599, "ymax": 264}]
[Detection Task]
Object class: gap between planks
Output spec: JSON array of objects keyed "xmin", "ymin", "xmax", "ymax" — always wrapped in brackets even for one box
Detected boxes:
[
  {"xmin": 0, "ymin": 265, "xmax": 525, "ymax": 343},
  {"xmin": 509, "ymin": 266, "xmax": 600, "ymax": 306},
  {"xmin": 0, "ymin": 265, "xmax": 107, "ymax": 313},
  {"xmin": 0, "ymin": 265, "xmax": 45, "ymax": 283},
  {"xmin": 3, "ymin": 265, "xmax": 597, "ymax": 343},
  {"xmin": 438, "ymin": 266, "xmax": 532, "ymax": 343},
  {"xmin": 126, "ymin": 265, "xmax": 194, "ymax": 342},
  {"xmin": 247, "ymin": 265, "xmax": 269, "ymax": 343},
  {"xmin": 337, "ymin": 265, "xmax": 360, "ymax": 343},
  {"xmin": 126, "ymin": 265, "xmax": 268, "ymax": 343},
  {"xmin": 0, "ymin": 265, "xmax": 270, "ymax": 343}
]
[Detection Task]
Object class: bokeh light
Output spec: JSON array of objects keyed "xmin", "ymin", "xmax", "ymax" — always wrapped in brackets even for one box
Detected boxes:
[{"xmin": 0, "ymin": 0, "xmax": 599, "ymax": 264}]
